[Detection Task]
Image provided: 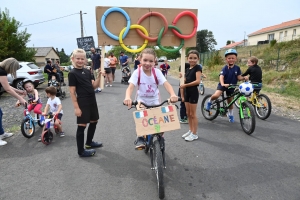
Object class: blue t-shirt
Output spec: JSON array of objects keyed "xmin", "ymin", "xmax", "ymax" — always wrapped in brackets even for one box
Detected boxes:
[
  {"xmin": 218, "ymin": 65, "xmax": 241, "ymax": 86},
  {"xmin": 119, "ymin": 55, "xmax": 128, "ymax": 66},
  {"xmin": 91, "ymin": 53, "xmax": 101, "ymax": 70}
]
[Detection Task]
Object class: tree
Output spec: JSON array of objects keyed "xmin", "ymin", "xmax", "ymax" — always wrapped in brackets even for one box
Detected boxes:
[
  {"xmin": 155, "ymin": 46, "xmax": 180, "ymax": 60},
  {"xmin": 226, "ymin": 40, "xmax": 231, "ymax": 45},
  {"xmin": 186, "ymin": 30, "xmax": 217, "ymax": 54},
  {"xmin": 57, "ymin": 48, "xmax": 70, "ymax": 63},
  {"xmin": 0, "ymin": 8, "xmax": 36, "ymax": 61}
]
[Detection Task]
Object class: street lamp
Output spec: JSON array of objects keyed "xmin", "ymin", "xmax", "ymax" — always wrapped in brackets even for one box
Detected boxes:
[{"xmin": 80, "ymin": 11, "xmax": 87, "ymax": 37}]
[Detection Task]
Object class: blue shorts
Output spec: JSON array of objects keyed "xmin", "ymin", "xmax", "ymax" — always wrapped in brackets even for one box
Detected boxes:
[{"xmin": 217, "ymin": 84, "xmax": 235, "ymax": 96}]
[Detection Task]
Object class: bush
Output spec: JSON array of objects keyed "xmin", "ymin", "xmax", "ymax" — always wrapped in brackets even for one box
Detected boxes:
[
  {"xmin": 206, "ymin": 51, "xmax": 223, "ymax": 69},
  {"xmin": 270, "ymin": 39, "xmax": 277, "ymax": 47}
]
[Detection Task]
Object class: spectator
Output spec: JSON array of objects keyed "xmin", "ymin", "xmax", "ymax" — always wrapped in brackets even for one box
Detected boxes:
[
  {"xmin": 90, "ymin": 48, "xmax": 102, "ymax": 93},
  {"xmin": 0, "ymin": 58, "xmax": 26, "ymax": 146},
  {"xmin": 108, "ymin": 52, "xmax": 118, "ymax": 82}
]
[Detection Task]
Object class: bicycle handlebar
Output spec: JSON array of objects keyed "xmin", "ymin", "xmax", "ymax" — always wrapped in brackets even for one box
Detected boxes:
[{"xmin": 123, "ymin": 97, "xmax": 182, "ymax": 110}]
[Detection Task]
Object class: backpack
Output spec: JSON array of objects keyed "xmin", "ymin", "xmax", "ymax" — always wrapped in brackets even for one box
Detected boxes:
[{"xmin": 137, "ymin": 65, "xmax": 158, "ymax": 87}]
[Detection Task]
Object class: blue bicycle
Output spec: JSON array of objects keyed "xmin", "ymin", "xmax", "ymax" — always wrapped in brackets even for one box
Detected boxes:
[{"xmin": 20, "ymin": 101, "xmax": 44, "ymax": 138}]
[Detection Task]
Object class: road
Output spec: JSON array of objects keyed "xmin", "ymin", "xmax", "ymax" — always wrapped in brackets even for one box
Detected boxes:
[{"xmin": 1, "ymin": 70, "xmax": 300, "ymax": 200}]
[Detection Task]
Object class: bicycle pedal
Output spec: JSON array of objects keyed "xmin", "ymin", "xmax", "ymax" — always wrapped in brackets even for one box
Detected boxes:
[{"xmin": 135, "ymin": 147, "xmax": 145, "ymax": 150}]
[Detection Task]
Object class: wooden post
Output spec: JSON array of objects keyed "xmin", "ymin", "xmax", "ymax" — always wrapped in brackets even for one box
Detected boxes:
[
  {"xmin": 180, "ymin": 47, "xmax": 186, "ymax": 85},
  {"xmin": 100, "ymin": 45, "xmax": 105, "ymax": 89}
]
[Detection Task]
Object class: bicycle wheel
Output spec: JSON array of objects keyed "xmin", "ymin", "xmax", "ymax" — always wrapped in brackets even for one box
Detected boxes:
[
  {"xmin": 201, "ymin": 95, "xmax": 220, "ymax": 120},
  {"xmin": 239, "ymin": 101, "xmax": 256, "ymax": 135},
  {"xmin": 41, "ymin": 129, "xmax": 53, "ymax": 145},
  {"xmin": 144, "ymin": 136, "xmax": 150, "ymax": 154},
  {"xmin": 153, "ymin": 140, "xmax": 165, "ymax": 199},
  {"xmin": 199, "ymin": 85, "xmax": 205, "ymax": 95},
  {"xmin": 21, "ymin": 119, "xmax": 35, "ymax": 138},
  {"xmin": 37, "ymin": 114, "xmax": 44, "ymax": 127},
  {"xmin": 255, "ymin": 94, "xmax": 272, "ymax": 120}
]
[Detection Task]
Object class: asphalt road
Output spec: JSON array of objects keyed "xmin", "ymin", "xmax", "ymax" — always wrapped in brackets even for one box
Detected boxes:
[{"xmin": 1, "ymin": 70, "xmax": 300, "ymax": 200}]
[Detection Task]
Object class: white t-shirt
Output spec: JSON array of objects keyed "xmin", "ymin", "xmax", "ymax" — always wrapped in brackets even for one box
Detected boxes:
[
  {"xmin": 47, "ymin": 97, "xmax": 63, "ymax": 114},
  {"xmin": 129, "ymin": 67, "xmax": 166, "ymax": 105},
  {"xmin": 104, "ymin": 58, "xmax": 110, "ymax": 68}
]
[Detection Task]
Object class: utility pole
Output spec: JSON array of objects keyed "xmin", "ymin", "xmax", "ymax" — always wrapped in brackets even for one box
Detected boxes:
[{"xmin": 80, "ymin": 10, "xmax": 84, "ymax": 37}]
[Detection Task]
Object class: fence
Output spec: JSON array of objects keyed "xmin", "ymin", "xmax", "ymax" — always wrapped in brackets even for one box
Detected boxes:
[{"xmin": 200, "ymin": 44, "xmax": 300, "ymax": 71}]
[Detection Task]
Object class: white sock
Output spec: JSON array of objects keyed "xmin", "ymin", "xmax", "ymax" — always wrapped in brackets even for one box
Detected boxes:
[
  {"xmin": 229, "ymin": 109, "xmax": 233, "ymax": 116},
  {"xmin": 208, "ymin": 98, "xmax": 212, "ymax": 103}
]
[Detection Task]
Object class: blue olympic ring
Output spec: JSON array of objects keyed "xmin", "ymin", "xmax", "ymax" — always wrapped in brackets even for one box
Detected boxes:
[{"xmin": 101, "ymin": 7, "xmax": 131, "ymax": 41}]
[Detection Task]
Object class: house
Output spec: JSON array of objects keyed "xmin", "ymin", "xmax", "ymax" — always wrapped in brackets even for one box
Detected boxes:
[
  {"xmin": 31, "ymin": 47, "xmax": 60, "ymax": 67},
  {"xmin": 220, "ymin": 40, "xmax": 247, "ymax": 50},
  {"xmin": 248, "ymin": 18, "xmax": 300, "ymax": 46}
]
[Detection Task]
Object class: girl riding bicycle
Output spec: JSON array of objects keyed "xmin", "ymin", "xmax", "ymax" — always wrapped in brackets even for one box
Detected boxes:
[
  {"xmin": 16, "ymin": 79, "xmax": 43, "ymax": 117},
  {"xmin": 123, "ymin": 48, "xmax": 178, "ymax": 149}
]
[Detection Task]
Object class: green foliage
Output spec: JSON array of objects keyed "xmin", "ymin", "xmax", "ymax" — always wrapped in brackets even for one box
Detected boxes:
[
  {"xmin": 155, "ymin": 46, "xmax": 180, "ymax": 60},
  {"xmin": 206, "ymin": 51, "xmax": 224, "ymax": 68},
  {"xmin": 57, "ymin": 48, "xmax": 70, "ymax": 63},
  {"xmin": 226, "ymin": 40, "xmax": 231, "ymax": 45},
  {"xmin": 108, "ymin": 45, "xmax": 134, "ymax": 61},
  {"xmin": 0, "ymin": 8, "xmax": 35, "ymax": 61},
  {"xmin": 270, "ymin": 39, "xmax": 277, "ymax": 47}
]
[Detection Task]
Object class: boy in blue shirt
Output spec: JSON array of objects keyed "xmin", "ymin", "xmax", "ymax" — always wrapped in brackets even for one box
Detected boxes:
[{"xmin": 205, "ymin": 49, "xmax": 245, "ymax": 122}]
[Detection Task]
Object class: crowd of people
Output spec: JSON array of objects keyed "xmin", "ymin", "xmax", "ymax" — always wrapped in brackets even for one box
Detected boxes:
[{"xmin": 0, "ymin": 48, "xmax": 262, "ymax": 156}]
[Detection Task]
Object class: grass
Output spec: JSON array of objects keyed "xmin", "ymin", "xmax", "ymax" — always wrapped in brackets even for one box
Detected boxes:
[{"xmin": 6, "ymin": 125, "xmax": 20, "ymax": 134}]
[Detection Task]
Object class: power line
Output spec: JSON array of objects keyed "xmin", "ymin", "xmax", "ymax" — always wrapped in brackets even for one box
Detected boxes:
[{"xmin": 20, "ymin": 12, "xmax": 80, "ymax": 27}]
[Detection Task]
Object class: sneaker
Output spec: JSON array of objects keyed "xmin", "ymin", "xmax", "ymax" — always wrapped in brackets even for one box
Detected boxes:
[
  {"xmin": 0, "ymin": 132, "xmax": 13, "ymax": 140},
  {"xmin": 94, "ymin": 90, "xmax": 99, "ymax": 93},
  {"xmin": 134, "ymin": 137, "xmax": 145, "ymax": 149},
  {"xmin": 60, "ymin": 132, "xmax": 65, "ymax": 138},
  {"xmin": 179, "ymin": 118, "xmax": 188, "ymax": 124},
  {"xmin": 206, "ymin": 102, "xmax": 212, "ymax": 111},
  {"xmin": 109, "ymin": 85, "xmax": 112, "ymax": 87},
  {"xmin": 228, "ymin": 115, "xmax": 235, "ymax": 123},
  {"xmin": 105, "ymin": 85, "xmax": 108, "ymax": 87},
  {"xmin": 0, "ymin": 139, "xmax": 7, "ymax": 146},
  {"xmin": 97, "ymin": 88, "xmax": 102, "ymax": 92},
  {"xmin": 85, "ymin": 141, "xmax": 103, "ymax": 149},
  {"xmin": 185, "ymin": 133, "xmax": 198, "ymax": 141},
  {"xmin": 182, "ymin": 130, "xmax": 191, "ymax": 138},
  {"xmin": 38, "ymin": 135, "xmax": 41, "ymax": 142},
  {"xmin": 62, "ymin": 83, "xmax": 66, "ymax": 86},
  {"xmin": 79, "ymin": 149, "xmax": 96, "ymax": 157}
]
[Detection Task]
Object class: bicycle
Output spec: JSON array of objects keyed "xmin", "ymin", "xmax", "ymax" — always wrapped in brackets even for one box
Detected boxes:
[
  {"xmin": 198, "ymin": 76, "xmax": 205, "ymax": 95},
  {"xmin": 125, "ymin": 98, "xmax": 181, "ymax": 200},
  {"xmin": 201, "ymin": 85, "xmax": 256, "ymax": 135},
  {"xmin": 234, "ymin": 82, "xmax": 272, "ymax": 120},
  {"xmin": 20, "ymin": 101, "xmax": 44, "ymax": 138},
  {"xmin": 40, "ymin": 112, "xmax": 60, "ymax": 145}
]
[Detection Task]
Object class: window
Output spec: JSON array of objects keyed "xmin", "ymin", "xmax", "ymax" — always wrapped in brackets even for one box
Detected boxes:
[
  {"xmin": 293, "ymin": 29, "xmax": 296, "ymax": 36},
  {"xmin": 279, "ymin": 32, "xmax": 283, "ymax": 42},
  {"xmin": 268, "ymin": 33, "xmax": 275, "ymax": 41},
  {"xmin": 284, "ymin": 31, "xmax": 287, "ymax": 37}
]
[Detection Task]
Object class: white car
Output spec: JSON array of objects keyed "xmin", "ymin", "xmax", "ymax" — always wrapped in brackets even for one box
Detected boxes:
[{"xmin": 0, "ymin": 62, "xmax": 45, "ymax": 95}]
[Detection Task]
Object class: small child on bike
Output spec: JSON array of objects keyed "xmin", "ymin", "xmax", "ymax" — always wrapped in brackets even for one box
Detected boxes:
[
  {"xmin": 205, "ymin": 49, "xmax": 246, "ymax": 123},
  {"xmin": 242, "ymin": 56, "xmax": 262, "ymax": 94},
  {"xmin": 123, "ymin": 48, "xmax": 178, "ymax": 149},
  {"xmin": 41, "ymin": 86, "xmax": 64, "ymax": 140},
  {"xmin": 160, "ymin": 59, "xmax": 170, "ymax": 78},
  {"xmin": 16, "ymin": 79, "xmax": 43, "ymax": 117}
]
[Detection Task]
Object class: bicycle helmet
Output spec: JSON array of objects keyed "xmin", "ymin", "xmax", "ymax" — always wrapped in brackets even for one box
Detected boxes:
[
  {"xmin": 224, "ymin": 49, "xmax": 238, "ymax": 57},
  {"xmin": 22, "ymin": 79, "xmax": 34, "ymax": 89}
]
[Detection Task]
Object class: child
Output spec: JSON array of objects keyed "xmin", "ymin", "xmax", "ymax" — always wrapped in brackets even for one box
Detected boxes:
[
  {"xmin": 41, "ymin": 86, "xmax": 64, "ymax": 140},
  {"xmin": 160, "ymin": 59, "xmax": 170, "ymax": 78},
  {"xmin": 103, "ymin": 53, "xmax": 113, "ymax": 87},
  {"xmin": 16, "ymin": 79, "xmax": 43, "ymax": 117},
  {"xmin": 242, "ymin": 56, "xmax": 262, "ymax": 93},
  {"xmin": 48, "ymin": 75, "xmax": 60, "ymax": 87},
  {"xmin": 123, "ymin": 48, "xmax": 178, "ymax": 149},
  {"xmin": 179, "ymin": 50, "xmax": 202, "ymax": 141},
  {"xmin": 205, "ymin": 49, "xmax": 246, "ymax": 122},
  {"xmin": 68, "ymin": 48, "xmax": 103, "ymax": 157}
]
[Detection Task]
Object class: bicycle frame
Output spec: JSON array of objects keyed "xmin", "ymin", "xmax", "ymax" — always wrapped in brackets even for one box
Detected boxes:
[{"xmin": 146, "ymin": 133, "xmax": 166, "ymax": 169}]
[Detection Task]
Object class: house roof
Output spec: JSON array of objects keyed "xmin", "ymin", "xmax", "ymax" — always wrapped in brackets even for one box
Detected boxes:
[
  {"xmin": 32, "ymin": 47, "xmax": 58, "ymax": 57},
  {"xmin": 248, "ymin": 18, "xmax": 300, "ymax": 36},
  {"xmin": 220, "ymin": 40, "xmax": 244, "ymax": 49}
]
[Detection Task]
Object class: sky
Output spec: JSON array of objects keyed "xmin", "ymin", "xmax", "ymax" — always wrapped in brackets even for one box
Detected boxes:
[{"xmin": 1, "ymin": 0, "xmax": 299, "ymax": 55}]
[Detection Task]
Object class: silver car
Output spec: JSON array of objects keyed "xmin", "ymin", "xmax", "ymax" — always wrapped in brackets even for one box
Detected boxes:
[{"xmin": 5, "ymin": 62, "xmax": 45, "ymax": 91}]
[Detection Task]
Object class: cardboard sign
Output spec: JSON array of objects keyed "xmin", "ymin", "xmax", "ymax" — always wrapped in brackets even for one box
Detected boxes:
[{"xmin": 133, "ymin": 105, "xmax": 180, "ymax": 136}]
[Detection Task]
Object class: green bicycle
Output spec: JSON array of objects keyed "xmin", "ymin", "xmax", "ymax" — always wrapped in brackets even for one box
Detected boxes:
[{"xmin": 201, "ymin": 84, "xmax": 256, "ymax": 135}]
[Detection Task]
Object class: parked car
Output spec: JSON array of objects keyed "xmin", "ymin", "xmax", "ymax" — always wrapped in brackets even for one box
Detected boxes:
[{"xmin": 60, "ymin": 66, "xmax": 69, "ymax": 72}]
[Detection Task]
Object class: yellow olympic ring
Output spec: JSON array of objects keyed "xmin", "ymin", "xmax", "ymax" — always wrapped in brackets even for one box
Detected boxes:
[{"xmin": 119, "ymin": 25, "xmax": 149, "ymax": 53}]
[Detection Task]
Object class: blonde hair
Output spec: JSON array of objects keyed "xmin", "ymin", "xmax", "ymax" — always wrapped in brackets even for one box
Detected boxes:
[
  {"xmin": 140, "ymin": 48, "xmax": 157, "ymax": 59},
  {"xmin": 70, "ymin": 48, "xmax": 86, "ymax": 65},
  {"xmin": 0, "ymin": 58, "xmax": 19, "ymax": 78}
]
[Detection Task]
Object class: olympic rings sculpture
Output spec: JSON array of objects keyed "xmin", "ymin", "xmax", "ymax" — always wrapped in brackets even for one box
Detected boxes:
[{"xmin": 101, "ymin": 7, "xmax": 198, "ymax": 53}]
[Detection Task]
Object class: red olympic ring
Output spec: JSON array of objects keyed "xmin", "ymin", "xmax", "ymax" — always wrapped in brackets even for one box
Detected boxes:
[
  {"xmin": 171, "ymin": 11, "xmax": 198, "ymax": 39},
  {"xmin": 135, "ymin": 12, "xmax": 168, "ymax": 42}
]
